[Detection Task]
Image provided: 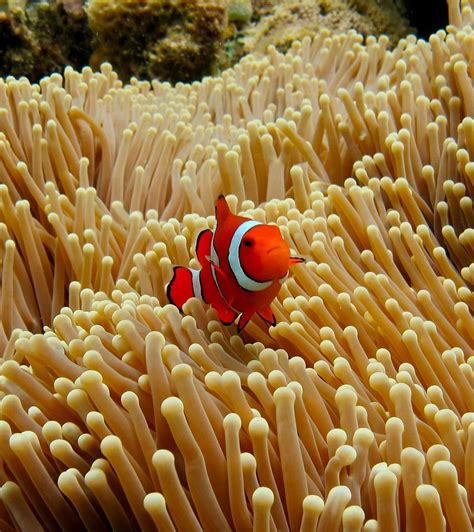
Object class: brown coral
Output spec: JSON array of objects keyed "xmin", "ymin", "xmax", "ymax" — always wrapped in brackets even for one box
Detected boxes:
[
  {"xmin": 240, "ymin": 0, "xmax": 412, "ymax": 56},
  {"xmin": 87, "ymin": 0, "xmax": 227, "ymax": 83},
  {"xmin": 0, "ymin": 2, "xmax": 92, "ymax": 83}
]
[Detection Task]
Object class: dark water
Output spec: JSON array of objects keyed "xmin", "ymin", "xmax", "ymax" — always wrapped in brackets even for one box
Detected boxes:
[{"xmin": 406, "ymin": 0, "xmax": 449, "ymax": 38}]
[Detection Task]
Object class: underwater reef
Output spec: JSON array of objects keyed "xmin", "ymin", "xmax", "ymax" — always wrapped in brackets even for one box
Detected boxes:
[
  {"xmin": 0, "ymin": 0, "xmax": 417, "ymax": 84},
  {"xmin": 0, "ymin": 0, "xmax": 473, "ymax": 530},
  {"xmin": 234, "ymin": 0, "xmax": 412, "ymax": 61},
  {"xmin": 0, "ymin": 1, "xmax": 92, "ymax": 81},
  {"xmin": 87, "ymin": 0, "xmax": 228, "ymax": 83}
]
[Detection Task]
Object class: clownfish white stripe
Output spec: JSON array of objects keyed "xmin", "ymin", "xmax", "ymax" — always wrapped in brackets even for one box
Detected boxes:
[
  {"xmin": 191, "ymin": 269, "xmax": 202, "ymax": 300},
  {"xmin": 209, "ymin": 262, "xmax": 240, "ymax": 314},
  {"xmin": 210, "ymin": 231, "xmax": 225, "ymax": 299},
  {"xmin": 228, "ymin": 220, "xmax": 273, "ymax": 292}
]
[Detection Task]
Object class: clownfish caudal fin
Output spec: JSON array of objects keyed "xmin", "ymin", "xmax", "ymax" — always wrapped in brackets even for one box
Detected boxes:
[
  {"xmin": 166, "ymin": 266, "xmax": 203, "ymax": 311},
  {"xmin": 257, "ymin": 306, "xmax": 276, "ymax": 326}
]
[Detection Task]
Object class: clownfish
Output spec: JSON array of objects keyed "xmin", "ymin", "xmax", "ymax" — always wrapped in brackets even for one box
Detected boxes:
[{"xmin": 167, "ymin": 196, "xmax": 304, "ymax": 332}]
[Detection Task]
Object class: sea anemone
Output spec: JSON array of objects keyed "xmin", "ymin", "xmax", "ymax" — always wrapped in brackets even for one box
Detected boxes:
[{"xmin": 0, "ymin": 0, "xmax": 473, "ymax": 530}]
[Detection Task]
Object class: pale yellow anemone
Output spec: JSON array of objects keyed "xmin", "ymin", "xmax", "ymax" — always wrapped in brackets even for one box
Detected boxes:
[{"xmin": 0, "ymin": 0, "xmax": 473, "ymax": 530}]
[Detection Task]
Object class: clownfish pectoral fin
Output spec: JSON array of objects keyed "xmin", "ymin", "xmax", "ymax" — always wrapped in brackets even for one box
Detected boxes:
[
  {"xmin": 208, "ymin": 259, "xmax": 228, "ymax": 279},
  {"xmin": 215, "ymin": 195, "xmax": 231, "ymax": 224},
  {"xmin": 195, "ymin": 229, "xmax": 212, "ymax": 266},
  {"xmin": 257, "ymin": 306, "xmax": 276, "ymax": 326},
  {"xmin": 237, "ymin": 310, "xmax": 254, "ymax": 333},
  {"xmin": 290, "ymin": 256, "xmax": 305, "ymax": 264},
  {"xmin": 166, "ymin": 266, "xmax": 201, "ymax": 311},
  {"xmin": 215, "ymin": 304, "xmax": 238, "ymax": 326}
]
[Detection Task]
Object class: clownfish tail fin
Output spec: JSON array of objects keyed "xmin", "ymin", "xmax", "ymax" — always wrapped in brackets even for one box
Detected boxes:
[{"xmin": 166, "ymin": 266, "xmax": 202, "ymax": 311}]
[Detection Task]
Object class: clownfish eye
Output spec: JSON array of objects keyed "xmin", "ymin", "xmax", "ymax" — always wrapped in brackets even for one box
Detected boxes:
[{"xmin": 243, "ymin": 238, "xmax": 253, "ymax": 247}]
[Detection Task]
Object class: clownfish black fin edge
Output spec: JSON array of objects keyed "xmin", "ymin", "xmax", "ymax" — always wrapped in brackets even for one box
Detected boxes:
[
  {"xmin": 257, "ymin": 307, "xmax": 277, "ymax": 326},
  {"xmin": 166, "ymin": 266, "xmax": 180, "ymax": 308},
  {"xmin": 237, "ymin": 310, "xmax": 253, "ymax": 333},
  {"xmin": 166, "ymin": 266, "xmax": 196, "ymax": 313},
  {"xmin": 195, "ymin": 229, "xmax": 212, "ymax": 266}
]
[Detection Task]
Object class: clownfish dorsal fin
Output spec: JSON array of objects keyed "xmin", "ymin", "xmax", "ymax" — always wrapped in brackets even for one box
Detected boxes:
[{"xmin": 215, "ymin": 195, "xmax": 231, "ymax": 224}]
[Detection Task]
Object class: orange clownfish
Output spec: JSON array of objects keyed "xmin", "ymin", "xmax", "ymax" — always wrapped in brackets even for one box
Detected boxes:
[{"xmin": 167, "ymin": 196, "xmax": 304, "ymax": 332}]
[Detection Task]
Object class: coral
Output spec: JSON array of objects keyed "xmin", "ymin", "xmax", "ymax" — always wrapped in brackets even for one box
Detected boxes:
[
  {"xmin": 0, "ymin": 2, "xmax": 92, "ymax": 82},
  {"xmin": 0, "ymin": 8, "xmax": 38, "ymax": 79},
  {"xmin": 241, "ymin": 0, "xmax": 412, "ymax": 56},
  {"xmin": 5, "ymin": 0, "xmax": 26, "ymax": 8},
  {"xmin": 29, "ymin": 1, "xmax": 93, "ymax": 74},
  {"xmin": 0, "ymin": 0, "xmax": 416, "ymax": 84},
  {"xmin": 87, "ymin": 0, "xmax": 227, "ymax": 83},
  {"xmin": 0, "ymin": 0, "xmax": 473, "ymax": 529},
  {"xmin": 349, "ymin": 0, "xmax": 411, "ymax": 38},
  {"xmin": 228, "ymin": 0, "xmax": 253, "ymax": 22}
]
